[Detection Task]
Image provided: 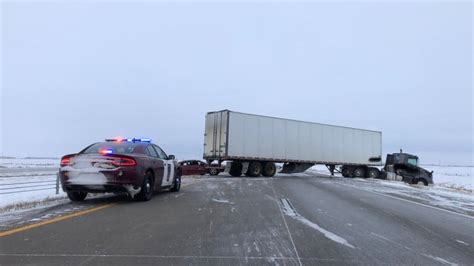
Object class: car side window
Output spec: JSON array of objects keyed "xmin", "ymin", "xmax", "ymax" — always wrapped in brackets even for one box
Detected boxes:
[
  {"xmin": 153, "ymin": 145, "xmax": 168, "ymax": 160},
  {"xmin": 146, "ymin": 146, "xmax": 159, "ymax": 158}
]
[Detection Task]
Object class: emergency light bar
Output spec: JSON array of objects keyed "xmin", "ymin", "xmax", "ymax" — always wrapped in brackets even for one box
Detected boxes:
[{"xmin": 105, "ymin": 138, "xmax": 152, "ymax": 143}]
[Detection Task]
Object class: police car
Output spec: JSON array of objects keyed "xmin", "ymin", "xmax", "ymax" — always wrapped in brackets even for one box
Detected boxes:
[{"xmin": 59, "ymin": 138, "xmax": 181, "ymax": 202}]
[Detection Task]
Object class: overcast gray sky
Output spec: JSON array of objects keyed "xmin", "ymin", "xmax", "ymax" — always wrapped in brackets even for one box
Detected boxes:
[{"xmin": 1, "ymin": 1, "xmax": 472, "ymax": 165}]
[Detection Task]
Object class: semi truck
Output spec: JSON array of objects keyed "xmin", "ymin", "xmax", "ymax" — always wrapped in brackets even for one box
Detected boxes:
[{"xmin": 203, "ymin": 110, "xmax": 433, "ymax": 185}]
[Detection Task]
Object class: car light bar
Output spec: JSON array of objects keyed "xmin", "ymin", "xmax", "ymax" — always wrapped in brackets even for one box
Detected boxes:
[
  {"xmin": 100, "ymin": 149, "xmax": 113, "ymax": 155},
  {"xmin": 105, "ymin": 138, "xmax": 152, "ymax": 143}
]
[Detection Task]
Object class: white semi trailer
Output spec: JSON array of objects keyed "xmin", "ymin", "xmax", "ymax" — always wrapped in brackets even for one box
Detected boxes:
[{"xmin": 203, "ymin": 110, "xmax": 383, "ymax": 178}]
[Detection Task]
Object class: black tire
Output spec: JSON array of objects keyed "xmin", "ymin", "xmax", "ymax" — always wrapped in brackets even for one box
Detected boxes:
[
  {"xmin": 209, "ymin": 168, "xmax": 219, "ymax": 176},
  {"xmin": 367, "ymin": 168, "xmax": 380, "ymax": 179},
  {"xmin": 247, "ymin": 162, "xmax": 263, "ymax": 177},
  {"xmin": 170, "ymin": 174, "xmax": 181, "ymax": 192},
  {"xmin": 229, "ymin": 162, "xmax": 243, "ymax": 177},
  {"xmin": 136, "ymin": 171, "xmax": 154, "ymax": 201},
  {"xmin": 67, "ymin": 191, "xmax": 87, "ymax": 202},
  {"xmin": 262, "ymin": 162, "xmax": 276, "ymax": 177},
  {"xmin": 415, "ymin": 178, "xmax": 428, "ymax": 186},
  {"xmin": 353, "ymin": 167, "xmax": 366, "ymax": 178},
  {"xmin": 341, "ymin": 166, "xmax": 352, "ymax": 178}
]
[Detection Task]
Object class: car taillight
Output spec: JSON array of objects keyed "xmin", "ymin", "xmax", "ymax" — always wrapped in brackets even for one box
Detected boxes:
[
  {"xmin": 111, "ymin": 157, "xmax": 136, "ymax": 167},
  {"xmin": 60, "ymin": 156, "xmax": 72, "ymax": 166}
]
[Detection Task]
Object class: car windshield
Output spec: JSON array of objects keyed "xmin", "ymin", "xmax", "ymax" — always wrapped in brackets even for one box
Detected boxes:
[{"xmin": 82, "ymin": 143, "xmax": 136, "ymax": 155}]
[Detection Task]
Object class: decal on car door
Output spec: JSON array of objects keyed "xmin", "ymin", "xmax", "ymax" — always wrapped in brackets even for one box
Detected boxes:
[{"xmin": 162, "ymin": 161, "xmax": 174, "ymax": 187}]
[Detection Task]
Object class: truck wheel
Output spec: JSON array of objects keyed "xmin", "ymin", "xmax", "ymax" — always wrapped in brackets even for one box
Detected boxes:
[
  {"xmin": 353, "ymin": 167, "xmax": 366, "ymax": 178},
  {"xmin": 229, "ymin": 162, "xmax": 243, "ymax": 177},
  {"xmin": 247, "ymin": 162, "xmax": 263, "ymax": 177},
  {"xmin": 367, "ymin": 168, "xmax": 380, "ymax": 179},
  {"xmin": 342, "ymin": 166, "xmax": 352, "ymax": 178},
  {"xmin": 416, "ymin": 179, "xmax": 428, "ymax": 186},
  {"xmin": 67, "ymin": 191, "xmax": 87, "ymax": 202},
  {"xmin": 136, "ymin": 171, "xmax": 154, "ymax": 201},
  {"xmin": 262, "ymin": 162, "xmax": 276, "ymax": 177},
  {"xmin": 209, "ymin": 168, "xmax": 219, "ymax": 176}
]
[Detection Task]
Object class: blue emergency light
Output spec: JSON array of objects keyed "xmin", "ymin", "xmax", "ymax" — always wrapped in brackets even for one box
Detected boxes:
[{"xmin": 105, "ymin": 138, "xmax": 152, "ymax": 143}]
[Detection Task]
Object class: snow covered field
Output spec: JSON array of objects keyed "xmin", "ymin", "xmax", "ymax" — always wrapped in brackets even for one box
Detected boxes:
[
  {"xmin": 0, "ymin": 157, "xmax": 59, "ymax": 169},
  {"xmin": 309, "ymin": 164, "xmax": 473, "ymax": 192},
  {"xmin": 0, "ymin": 168, "xmax": 66, "ymax": 212}
]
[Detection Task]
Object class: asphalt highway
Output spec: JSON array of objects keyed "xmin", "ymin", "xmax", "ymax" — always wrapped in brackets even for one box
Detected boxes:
[{"xmin": 1, "ymin": 174, "xmax": 473, "ymax": 265}]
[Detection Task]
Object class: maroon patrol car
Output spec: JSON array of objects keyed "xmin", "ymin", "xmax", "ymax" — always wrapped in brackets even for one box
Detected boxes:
[{"xmin": 59, "ymin": 138, "xmax": 181, "ymax": 202}]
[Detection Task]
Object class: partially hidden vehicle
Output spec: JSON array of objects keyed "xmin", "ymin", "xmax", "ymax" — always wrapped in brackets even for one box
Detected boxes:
[
  {"xmin": 179, "ymin": 160, "xmax": 208, "ymax": 176},
  {"xmin": 59, "ymin": 138, "xmax": 181, "ymax": 202},
  {"xmin": 203, "ymin": 110, "xmax": 433, "ymax": 185}
]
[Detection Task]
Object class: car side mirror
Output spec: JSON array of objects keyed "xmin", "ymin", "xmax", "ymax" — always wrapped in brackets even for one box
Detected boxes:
[{"xmin": 168, "ymin": 155, "xmax": 175, "ymax": 160}]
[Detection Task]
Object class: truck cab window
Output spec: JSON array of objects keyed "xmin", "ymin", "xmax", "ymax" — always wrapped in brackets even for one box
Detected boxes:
[{"xmin": 407, "ymin": 158, "xmax": 418, "ymax": 166}]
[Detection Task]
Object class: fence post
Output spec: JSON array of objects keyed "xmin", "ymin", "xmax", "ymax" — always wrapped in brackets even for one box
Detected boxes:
[{"xmin": 56, "ymin": 172, "xmax": 60, "ymax": 194}]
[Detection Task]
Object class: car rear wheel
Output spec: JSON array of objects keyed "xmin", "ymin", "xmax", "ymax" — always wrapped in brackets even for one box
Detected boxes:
[
  {"xmin": 136, "ymin": 171, "xmax": 154, "ymax": 201},
  {"xmin": 209, "ymin": 168, "xmax": 219, "ymax": 176},
  {"xmin": 262, "ymin": 162, "xmax": 276, "ymax": 177},
  {"xmin": 67, "ymin": 191, "xmax": 87, "ymax": 202},
  {"xmin": 170, "ymin": 174, "xmax": 181, "ymax": 192}
]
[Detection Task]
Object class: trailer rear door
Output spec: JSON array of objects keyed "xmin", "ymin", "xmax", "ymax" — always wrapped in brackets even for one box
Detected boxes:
[{"xmin": 204, "ymin": 111, "xmax": 228, "ymax": 159}]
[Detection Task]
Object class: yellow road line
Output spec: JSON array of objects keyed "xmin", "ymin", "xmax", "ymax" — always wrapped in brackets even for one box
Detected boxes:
[
  {"xmin": 0, "ymin": 179, "xmax": 204, "ymax": 238},
  {"xmin": 0, "ymin": 204, "xmax": 115, "ymax": 238}
]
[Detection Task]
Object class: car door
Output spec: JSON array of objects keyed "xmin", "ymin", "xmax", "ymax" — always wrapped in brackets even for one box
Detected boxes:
[
  {"xmin": 188, "ymin": 161, "xmax": 199, "ymax": 175},
  {"xmin": 153, "ymin": 145, "xmax": 174, "ymax": 187},
  {"xmin": 145, "ymin": 145, "xmax": 164, "ymax": 189},
  {"xmin": 180, "ymin": 161, "xmax": 190, "ymax": 176},
  {"xmin": 197, "ymin": 161, "xmax": 208, "ymax": 174}
]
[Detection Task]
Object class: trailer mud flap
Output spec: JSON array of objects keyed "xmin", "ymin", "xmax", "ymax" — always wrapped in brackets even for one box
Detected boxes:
[{"xmin": 280, "ymin": 163, "xmax": 315, "ymax": 174}]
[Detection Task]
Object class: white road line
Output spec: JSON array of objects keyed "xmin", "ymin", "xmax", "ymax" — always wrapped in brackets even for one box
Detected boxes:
[
  {"xmin": 270, "ymin": 180, "xmax": 303, "ymax": 266},
  {"xmin": 333, "ymin": 181, "xmax": 473, "ymax": 220}
]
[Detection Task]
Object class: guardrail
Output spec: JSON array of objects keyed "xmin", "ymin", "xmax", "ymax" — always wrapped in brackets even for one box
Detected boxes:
[{"xmin": 0, "ymin": 173, "xmax": 61, "ymax": 195}]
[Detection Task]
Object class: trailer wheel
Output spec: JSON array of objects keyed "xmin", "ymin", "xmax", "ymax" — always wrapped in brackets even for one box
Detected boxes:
[
  {"xmin": 247, "ymin": 162, "xmax": 262, "ymax": 177},
  {"xmin": 229, "ymin": 162, "xmax": 243, "ymax": 177},
  {"xmin": 367, "ymin": 168, "xmax": 380, "ymax": 179},
  {"xmin": 353, "ymin": 167, "xmax": 366, "ymax": 178},
  {"xmin": 341, "ymin": 166, "xmax": 352, "ymax": 178},
  {"xmin": 262, "ymin": 162, "xmax": 276, "ymax": 177}
]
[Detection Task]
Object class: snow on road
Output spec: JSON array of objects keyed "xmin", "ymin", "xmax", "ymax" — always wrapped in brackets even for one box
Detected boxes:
[
  {"xmin": 1, "ymin": 158, "xmax": 472, "ymax": 219},
  {"xmin": 308, "ymin": 165, "xmax": 474, "ymax": 216}
]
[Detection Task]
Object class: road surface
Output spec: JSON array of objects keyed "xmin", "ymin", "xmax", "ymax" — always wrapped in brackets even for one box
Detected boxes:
[{"xmin": 1, "ymin": 174, "xmax": 473, "ymax": 265}]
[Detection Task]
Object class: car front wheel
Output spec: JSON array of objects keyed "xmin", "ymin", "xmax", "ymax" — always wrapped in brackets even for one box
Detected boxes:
[
  {"xmin": 170, "ymin": 175, "xmax": 181, "ymax": 192},
  {"xmin": 67, "ymin": 191, "xmax": 87, "ymax": 202}
]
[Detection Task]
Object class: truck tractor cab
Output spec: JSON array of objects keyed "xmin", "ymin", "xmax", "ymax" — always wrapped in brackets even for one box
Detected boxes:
[{"xmin": 383, "ymin": 151, "xmax": 433, "ymax": 186}]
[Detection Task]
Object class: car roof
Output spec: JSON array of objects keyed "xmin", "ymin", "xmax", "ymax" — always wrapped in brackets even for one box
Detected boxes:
[{"xmin": 80, "ymin": 141, "xmax": 153, "ymax": 154}]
